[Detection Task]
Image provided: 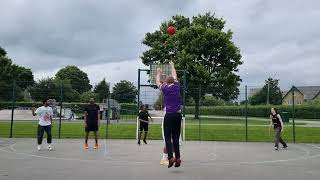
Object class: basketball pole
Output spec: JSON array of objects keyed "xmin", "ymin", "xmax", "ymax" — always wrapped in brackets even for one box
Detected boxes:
[{"xmin": 136, "ymin": 69, "xmax": 141, "ymax": 140}]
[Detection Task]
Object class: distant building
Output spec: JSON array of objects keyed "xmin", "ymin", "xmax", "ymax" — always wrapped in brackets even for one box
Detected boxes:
[{"xmin": 282, "ymin": 86, "xmax": 320, "ymax": 105}]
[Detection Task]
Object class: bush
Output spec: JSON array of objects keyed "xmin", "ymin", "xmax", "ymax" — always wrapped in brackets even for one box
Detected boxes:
[
  {"xmin": 0, "ymin": 101, "xmax": 42, "ymax": 109},
  {"xmin": 79, "ymin": 91, "xmax": 98, "ymax": 103}
]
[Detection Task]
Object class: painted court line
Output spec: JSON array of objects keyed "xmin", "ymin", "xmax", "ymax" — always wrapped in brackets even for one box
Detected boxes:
[{"xmin": 1, "ymin": 140, "xmax": 320, "ymax": 167}]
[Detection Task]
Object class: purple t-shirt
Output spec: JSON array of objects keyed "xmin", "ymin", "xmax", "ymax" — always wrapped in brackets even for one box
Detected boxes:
[{"xmin": 160, "ymin": 82, "xmax": 182, "ymax": 113}]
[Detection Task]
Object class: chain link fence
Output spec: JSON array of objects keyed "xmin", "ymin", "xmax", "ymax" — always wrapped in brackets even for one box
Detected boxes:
[{"xmin": 1, "ymin": 81, "xmax": 320, "ymax": 143}]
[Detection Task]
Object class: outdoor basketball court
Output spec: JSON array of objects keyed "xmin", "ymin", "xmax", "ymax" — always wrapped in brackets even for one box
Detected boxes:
[{"xmin": 0, "ymin": 138, "xmax": 319, "ymax": 180}]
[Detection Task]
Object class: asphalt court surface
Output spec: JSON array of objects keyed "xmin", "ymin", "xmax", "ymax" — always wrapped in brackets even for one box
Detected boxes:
[{"xmin": 0, "ymin": 138, "xmax": 320, "ymax": 180}]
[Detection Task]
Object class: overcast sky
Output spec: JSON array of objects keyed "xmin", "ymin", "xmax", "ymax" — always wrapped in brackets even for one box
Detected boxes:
[{"xmin": 1, "ymin": 0, "xmax": 320, "ymax": 94}]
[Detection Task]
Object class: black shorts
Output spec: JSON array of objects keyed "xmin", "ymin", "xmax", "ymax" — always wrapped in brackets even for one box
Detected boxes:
[
  {"xmin": 140, "ymin": 122, "xmax": 148, "ymax": 132},
  {"xmin": 85, "ymin": 124, "xmax": 98, "ymax": 132}
]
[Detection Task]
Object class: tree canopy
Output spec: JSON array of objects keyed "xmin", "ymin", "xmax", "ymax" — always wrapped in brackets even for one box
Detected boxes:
[
  {"xmin": 111, "ymin": 80, "xmax": 137, "ymax": 103},
  {"xmin": 0, "ymin": 46, "xmax": 34, "ymax": 101},
  {"xmin": 94, "ymin": 78, "xmax": 110, "ymax": 103},
  {"xmin": 141, "ymin": 12, "xmax": 242, "ymax": 118},
  {"xmin": 249, "ymin": 78, "xmax": 283, "ymax": 105},
  {"xmin": 55, "ymin": 65, "xmax": 92, "ymax": 94}
]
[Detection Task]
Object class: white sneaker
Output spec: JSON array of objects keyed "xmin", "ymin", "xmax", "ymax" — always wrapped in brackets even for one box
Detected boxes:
[
  {"xmin": 160, "ymin": 159, "xmax": 169, "ymax": 166},
  {"xmin": 37, "ymin": 145, "xmax": 41, "ymax": 151},
  {"xmin": 47, "ymin": 145, "xmax": 53, "ymax": 151}
]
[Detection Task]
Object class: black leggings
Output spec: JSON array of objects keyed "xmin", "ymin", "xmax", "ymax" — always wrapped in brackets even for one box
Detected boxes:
[
  {"xmin": 164, "ymin": 112, "xmax": 182, "ymax": 159},
  {"xmin": 37, "ymin": 125, "xmax": 52, "ymax": 145}
]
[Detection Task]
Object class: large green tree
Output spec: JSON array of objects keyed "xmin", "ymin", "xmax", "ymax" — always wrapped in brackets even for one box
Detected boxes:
[
  {"xmin": 0, "ymin": 46, "xmax": 34, "ymax": 101},
  {"xmin": 55, "ymin": 65, "xmax": 92, "ymax": 94},
  {"xmin": 141, "ymin": 12, "xmax": 242, "ymax": 118},
  {"xmin": 94, "ymin": 78, "xmax": 110, "ymax": 103},
  {"xmin": 249, "ymin": 78, "xmax": 282, "ymax": 105},
  {"xmin": 111, "ymin": 80, "xmax": 137, "ymax": 103},
  {"xmin": 28, "ymin": 78, "xmax": 80, "ymax": 102}
]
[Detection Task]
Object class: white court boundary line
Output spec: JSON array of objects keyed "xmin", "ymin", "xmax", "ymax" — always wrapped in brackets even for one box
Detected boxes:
[{"xmin": 1, "ymin": 141, "xmax": 320, "ymax": 166}]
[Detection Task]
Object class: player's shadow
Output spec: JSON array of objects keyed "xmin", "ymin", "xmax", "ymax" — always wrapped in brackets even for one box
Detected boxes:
[{"xmin": 170, "ymin": 169, "xmax": 184, "ymax": 174}]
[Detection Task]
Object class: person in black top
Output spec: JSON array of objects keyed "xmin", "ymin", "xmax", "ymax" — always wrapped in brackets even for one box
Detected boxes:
[
  {"xmin": 269, "ymin": 108, "xmax": 288, "ymax": 150},
  {"xmin": 84, "ymin": 98, "xmax": 100, "ymax": 149},
  {"xmin": 137, "ymin": 105, "xmax": 152, "ymax": 145}
]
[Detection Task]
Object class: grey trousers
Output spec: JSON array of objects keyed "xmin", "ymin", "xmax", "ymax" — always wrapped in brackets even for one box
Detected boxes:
[{"xmin": 274, "ymin": 127, "xmax": 287, "ymax": 147}]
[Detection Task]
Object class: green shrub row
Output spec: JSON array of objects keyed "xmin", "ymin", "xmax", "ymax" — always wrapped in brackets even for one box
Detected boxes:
[
  {"xmin": 120, "ymin": 103, "xmax": 138, "ymax": 115},
  {"xmin": 0, "ymin": 101, "xmax": 138, "ymax": 115},
  {"xmin": 2, "ymin": 102, "xmax": 319, "ymax": 119},
  {"xmin": 185, "ymin": 105, "xmax": 320, "ymax": 119}
]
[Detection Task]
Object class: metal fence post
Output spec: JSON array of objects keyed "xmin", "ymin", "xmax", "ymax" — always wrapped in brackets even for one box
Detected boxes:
[
  {"xmin": 137, "ymin": 69, "xmax": 141, "ymax": 113},
  {"xmin": 292, "ymin": 86, "xmax": 296, "ymax": 143},
  {"xmin": 182, "ymin": 69, "xmax": 187, "ymax": 141},
  {"xmin": 106, "ymin": 84, "xmax": 110, "ymax": 140},
  {"xmin": 245, "ymin": 85, "xmax": 248, "ymax": 141},
  {"xmin": 198, "ymin": 85, "xmax": 201, "ymax": 141},
  {"xmin": 58, "ymin": 81, "xmax": 63, "ymax": 139},
  {"xmin": 9, "ymin": 80, "xmax": 16, "ymax": 138}
]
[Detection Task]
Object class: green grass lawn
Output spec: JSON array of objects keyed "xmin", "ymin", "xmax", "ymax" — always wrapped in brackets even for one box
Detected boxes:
[
  {"xmin": 185, "ymin": 117, "xmax": 306, "ymax": 125},
  {"xmin": 1, "ymin": 121, "xmax": 319, "ymax": 143},
  {"xmin": 116, "ymin": 115, "xmax": 306, "ymax": 125}
]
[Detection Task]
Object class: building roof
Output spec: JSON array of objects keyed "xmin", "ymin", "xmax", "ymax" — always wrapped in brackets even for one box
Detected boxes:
[
  {"xmin": 296, "ymin": 86, "xmax": 320, "ymax": 100},
  {"xmin": 283, "ymin": 86, "xmax": 320, "ymax": 100}
]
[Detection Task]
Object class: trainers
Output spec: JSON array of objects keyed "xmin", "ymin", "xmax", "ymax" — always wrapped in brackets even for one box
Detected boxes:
[
  {"xmin": 274, "ymin": 146, "xmax": 279, "ymax": 151},
  {"xmin": 138, "ymin": 141, "xmax": 141, "ymax": 146},
  {"xmin": 84, "ymin": 144, "xmax": 89, "ymax": 149},
  {"xmin": 37, "ymin": 145, "xmax": 41, "ymax": 151},
  {"xmin": 175, "ymin": 159, "xmax": 181, "ymax": 167},
  {"xmin": 283, "ymin": 145, "xmax": 288, "ymax": 149},
  {"xmin": 143, "ymin": 140, "xmax": 147, "ymax": 144},
  {"xmin": 160, "ymin": 159, "xmax": 169, "ymax": 166},
  {"xmin": 94, "ymin": 144, "xmax": 99, "ymax": 149},
  {"xmin": 168, "ymin": 158, "xmax": 176, "ymax": 168},
  {"xmin": 47, "ymin": 145, "xmax": 53, "ymax": 151}
]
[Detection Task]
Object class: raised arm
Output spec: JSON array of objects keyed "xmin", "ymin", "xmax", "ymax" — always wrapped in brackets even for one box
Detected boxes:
[
  {"xmin": 170, "ymin": 62, "xmax": 177, "ymax": 80},
  {"xmin": 156, "ymin": 67, "xmax": 163, "ymax": 87}
]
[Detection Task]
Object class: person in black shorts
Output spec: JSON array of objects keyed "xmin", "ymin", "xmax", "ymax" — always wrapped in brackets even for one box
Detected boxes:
[
  {"xmin": 137, "ymin": 105, "xmax": 152, "ymax": 145},
  {"xmin": 84, "ymin": 98, "xmax": 100, "ymax": 149},
  {"xmin": 269, "ymin": 107, "xmax": 288, "ymax": 150}
]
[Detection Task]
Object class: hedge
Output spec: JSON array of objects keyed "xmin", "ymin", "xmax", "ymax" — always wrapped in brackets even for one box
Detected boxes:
[
  {"xmin": 185, "ymin": 105, "xmax": 320, "ymax": 119},
  {"xmin": 2, "ymin": 102, "xmax": 319, "ymax": 119},
  {"xmin": 120, "ymin": 103, "xmax": 138, "ymax": 115},
  {"xmin": 0, "ymin": 101, "xmax": 138, "ymax": 115}
]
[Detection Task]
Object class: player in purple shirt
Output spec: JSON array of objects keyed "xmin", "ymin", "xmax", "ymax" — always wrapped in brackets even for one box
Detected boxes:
[{"xmin": 156, "ymin": 62, "xmax": 182, "ymax": 168}]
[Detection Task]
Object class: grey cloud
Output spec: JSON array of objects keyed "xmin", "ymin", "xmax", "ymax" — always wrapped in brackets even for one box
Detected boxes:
[
  {"xmin": 1, "ymin": 0, "xmax": 190, "ymax": 69},
  {"xmin": 1, "ymin": 0, "xmax": 320, "ymax": 90}
]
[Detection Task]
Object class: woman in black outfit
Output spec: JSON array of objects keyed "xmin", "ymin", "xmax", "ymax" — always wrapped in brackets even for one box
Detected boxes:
[{"xmin": 269, "ymin": 108, "xmax": 288, "ymax": 150}]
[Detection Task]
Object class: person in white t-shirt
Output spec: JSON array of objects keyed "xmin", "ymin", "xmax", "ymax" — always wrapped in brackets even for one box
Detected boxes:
[{"xmin": 32, "ymin": 98, "xmax": 53, "ymax": 151}]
